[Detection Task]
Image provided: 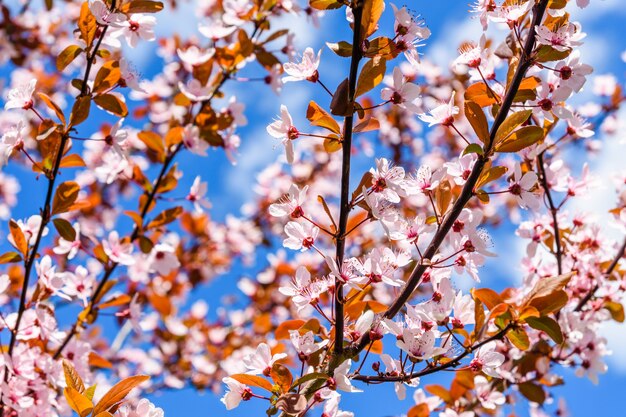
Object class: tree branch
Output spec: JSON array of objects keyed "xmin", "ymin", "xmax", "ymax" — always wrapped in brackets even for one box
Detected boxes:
[
  {"xmin": 574, "ymin": 235, "xmax": 626, "ymax": 312},
  {"xmin": 333, "ymin": 2, "xmax": 364, "ymax": 356},
  {"xmin": 353, "ymin": 324, "xmax": 513, "ymax": 383},
  {"xmin": 348, "ymin": 0, "xmax": 550, "ymax": 359},
  {"xmin": 537, "ymin": 152, "xmax": 563, "ymax": 274}
]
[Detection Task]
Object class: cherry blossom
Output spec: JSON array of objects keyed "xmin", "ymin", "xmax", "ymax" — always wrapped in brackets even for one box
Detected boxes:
[
  {"xmin": 182, "ymin": 124, "xmax": 209, "ymax": 156},
  {"xmin": 267, "ymin": 105, "xmax": 298, "ymax": 164},
  {"xmin": 269, "ymin": 184, "xmax": 308, "ymax": 218},
  {"xmin": 535, "ymin": 22, "xmax": 586, "ymax": 52},
  {"xmin": 508, "ymin": 164, "xmax": 540, "ymax": 210},
  {"xmin": 469, "ymin": 341, "xmax": 505, "ymax": 377},
  {"xmin": 243, "ymin": 343, "xmax": 287, "ymax": 376},
  {"xmin": 221, "ymin": 377, "xmax": 252, "ymax": 410},
  {"xmin": 4, "ymin": 79, "xmax": 36, "ymax": 110},
  {"xmin": 102, "ymin": 231, "xmax": 135, "ymax": 265},
  {"xmin": 381, "ymin": 67, "xmax": 421, "ymax": 113},
  {"xmin": 110, "ymin": 14, "xmax": 157, "ymax": 48},
  {"xmin": 283, "ymin": 221, "xmax": 319, "ymax": 251},
  {"xmin": 187, "ymin": 176, "xmax": 212, "ymax": 213},
  {"xmin": 418, "ymin": 92, "xmax": 459, "ymax": 127},
  {"xmin": 282, "ymin": 48, "xmax": 321, "ymax": 83}
]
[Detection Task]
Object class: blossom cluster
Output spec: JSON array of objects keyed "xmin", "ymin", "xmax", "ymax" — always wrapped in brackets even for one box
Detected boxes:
[{"xmin": 0, "ymin": 0, "xmax": 624, "ymax": 417}]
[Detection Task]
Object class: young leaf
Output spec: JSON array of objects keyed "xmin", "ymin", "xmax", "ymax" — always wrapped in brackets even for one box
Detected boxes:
[
  {"xmin": 52, "ymin": 181, "xmax": 80, "ymax": 216},
  {"xmin": 229, "ymin": 374, "xmax": 274, "ymax": 392},
  {"xmin": 92, "ymin": 375, "xmax": 150, "ymax": 415},
  {"xmin": 147, "ymin": 206, "xmax": 183, "ymax": 229},
  {"xmin": 307, "ymin": 101, "xmax": 341, "ymax": 134},
  {"xmin": 0, "ymin": 252, "xmax": 22, "ymax": 264},
  {"xmin": 53, "ymin": 218, "xmax": 77, "ymax": 241},
  {"xmin": 64, "ymin": 387, "xmax": 93, "ymax": 417},
  {"xmin": 330, "ymin": 78, "xmax": 351, "ymax": 116},
  {"xmin": 78, "ymin": 2, "xmax": 97, "ymax": 49},
  {"xmin": 119, "ymin": 0, "xmax": 164, "ymax": 13},
  {"xmin": 270, "ymin": 363, "xmax": 293, "ymax": 394},
  {"xmin": 93, "ymin": 94, "xmax": 128, "ymax": 117},
  {"xmin": 57, "ymin": 45, "xmax": 83, "ymax": 71},
  {"xmin": 506, "ymin": 327, "xmax": 530, "ymax": 350},
  {"xmin": 9, "ymin": 220, "xmax": 28, "ymax": 256},
  {"xmin": 464, "ymin": 100, "xmax": 490, "ymax": 145},
  {"xmin": 360, "ymin": 0, "xmax": 385, "ymax": 41},
  {"xmin": 493, "ymin": 109, "xmax": 532, "ymax": 144},
  {"xmin": 63, "ymin": 360, "xmax": 86, "ymax": 393},
  {"xmin": 464, "ymin": 83, "xmax": 500, "ymax": 107},
  {"xmin": 355, "ymin": 56, "xmax": 386, "ymax": 98},
  {"xmin": 93, "ymin": 61, "xmax": 121, "ymax": 94},
  {"xmin": 495, "ymin": 125, "xmax": 544, "ymax": 153},
  {"xmin": 70, "ymin": 96, "xmax": 91, "ymax": 127},
  {"xmin": 326, "ymin": 41, "xmax": 353, "ymax": 57},
  {"xmin": 525, "ymin": 316, "xmax": 563, "ymax": 344},
  {"xmin": 309, "ymin": 0, "xmax": 343, "ymax": 10},
  {"xmin": 37, "ymin": 92, "xmax": 66, "ymax": 125},
  {"xmin": 60, "ymin": 154, "xmax": 87, "ymax": 168}
]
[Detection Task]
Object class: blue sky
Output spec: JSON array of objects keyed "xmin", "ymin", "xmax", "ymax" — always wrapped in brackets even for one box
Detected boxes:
[{"xmin": 2, "ymin": 0, "xmax": 626, "ymax": 415}]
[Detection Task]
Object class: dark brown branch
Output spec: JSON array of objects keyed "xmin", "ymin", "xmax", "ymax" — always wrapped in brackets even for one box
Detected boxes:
[
  {"xmin": 6, "ymin": 0, "xmax": 118, "ymax": 359},
  {"xmin": 348, "ymin": 0, "xmax": 550, "ymax": 358},
  {"xmin": 333, "ymin": 3, "xmax": 364, "ymax": 356},
  {"xmin": 574, "ymin": 236, "xmax": 626, "ymax": 312},
  {"xmin": 537, "ymin": 153, "xmax": 563, "ymax": 274},
  {"xmin": 53, "ymin": 69, "xmax": 233, "ymax": 360},
  {"xmin": 353, "ymin": 324, "xmax": 513, "ymax": 383}
]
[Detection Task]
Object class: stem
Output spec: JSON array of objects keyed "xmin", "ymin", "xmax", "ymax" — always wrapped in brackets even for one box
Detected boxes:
[
  {"xmin": 54, "ymin": 70, "xmax": 234, "ymax": 360},
  {"xmin": 5, "ymin": 0, "xmax": 119, "ymax": 363},
  {"xmin": 332, "ymin": 3, "xmax": 364, "ymax": 357},
  {"xmin": 537, "ymin": 152, "xmax": 562, "ymax": 274},
  {"xmin": 574, "ymin": 236, "xmax": 626, "ymax": 312},
  {"xmin": 317, "ymin": 79, "xmax": 335, "ymax": 98},
  {"xmin": 352, "ymin": 324, "xmax": 513, "ymax": 383}
]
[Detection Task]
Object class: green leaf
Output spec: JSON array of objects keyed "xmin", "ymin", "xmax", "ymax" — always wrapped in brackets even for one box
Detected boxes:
[
  {"xmin": 525, "ymin": 316, "xmax": 563, "ymax": 344},
  {"xmin": 494, "ymin": 109, "xmax": 532, "ymax": 144},
  {"xmin": 462, "ymin": 143, "xmax": 484, "ymax": 156},
  {"xmin": 289, "ymin": 372, "xmax": 328, "ymax": 390},
  {"xmin": 57, "ymin": 45, "xmax": 83, "ymax": 71},
  {"xmin": 495, "ymin": 125, "xmax": 544, "ymax": 153},
  {"xmin": 326, "ymin": 41, "xmax": 353, "ymax": 57},
  {"xmin": 53, "ymin": 218, "xmax": 77, "ymax": 242}
]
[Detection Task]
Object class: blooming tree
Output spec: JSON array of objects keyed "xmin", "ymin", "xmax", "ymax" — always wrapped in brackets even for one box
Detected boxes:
[{"xmin": 0, "ymin": 0, "xmax": 625, "ymax": 416}]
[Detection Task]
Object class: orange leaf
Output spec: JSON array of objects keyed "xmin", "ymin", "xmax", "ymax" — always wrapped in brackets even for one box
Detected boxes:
[{"xmin": 92, "ymin": 375, "xmax": 149, "ymax": 415}]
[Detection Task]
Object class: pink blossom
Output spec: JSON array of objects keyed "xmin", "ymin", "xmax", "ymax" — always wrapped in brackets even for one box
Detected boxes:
[
  {"xmin": 267, "ymin": 105, "xmax": 298, "ymax": 164},
  {"xmin": 282, "ymin": 48, "xmax": 321, "ymax": 83},
  {"xmin": 4, "ymin": 79, "xmax": 36, "ymax": 110},
  {"xmin": 102, "ymin": 231, "xmax": 135, "ymax": 265}
]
